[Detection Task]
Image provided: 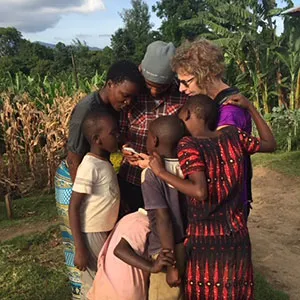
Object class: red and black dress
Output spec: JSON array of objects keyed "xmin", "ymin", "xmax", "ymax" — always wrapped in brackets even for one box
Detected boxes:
[{"xmin": 177, "ymin": 126, "xmax": 260, "ymax": 300}]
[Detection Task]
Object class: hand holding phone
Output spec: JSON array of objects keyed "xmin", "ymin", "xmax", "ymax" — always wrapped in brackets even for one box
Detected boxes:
[{"xmin": 122, "ymin": 147, "xmax": 140, "ymax": 155}]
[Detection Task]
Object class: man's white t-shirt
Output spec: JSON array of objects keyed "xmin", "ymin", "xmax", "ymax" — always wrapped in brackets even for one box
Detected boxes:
[{"xmin": 72, "ymin": 153, "xmax": 120, "ymax": 233}]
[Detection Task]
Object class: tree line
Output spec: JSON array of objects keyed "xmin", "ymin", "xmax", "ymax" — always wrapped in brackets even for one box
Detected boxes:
[
  {"xmin": 0, "ymin": 0, "xmax": 299, "ymax": 193},
  {"xmin": 0, "ymin": 0, "xmax": 299, "ymax": 112}
]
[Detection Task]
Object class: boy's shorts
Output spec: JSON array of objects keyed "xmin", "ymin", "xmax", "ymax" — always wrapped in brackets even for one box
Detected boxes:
[
  {"xmin": 80, "ymin": 231, "xmax": 109, "ymax": 300},
  {"xmin": 149, "ymin": 243, "xmax": 185, "ymax": 300}
]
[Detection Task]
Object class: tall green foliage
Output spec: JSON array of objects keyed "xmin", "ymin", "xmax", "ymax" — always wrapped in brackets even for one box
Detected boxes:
[
  {"xmin": 265, "ymin": 107, "xmax": 300, "ymax": 151},
  {"xmin": 276, "ymin": 15, "xmax": 300, "ymax": 110},
  {"xmin": 178, "ymin": 0, "xmax": 297, "ymax": 113},
  {"xmin": 0, "ymin": 29, "xmax": 114, "ymax": 83},
  {"xmin": 0, "ymin": 71, "xmax": 106, "ymax": 107},
  {"xmin": 152, "ymin": 0, "xmax": 206, "ymax": 46},
  {"xmin": 0, "ymin": 0, "xmax": 299, "ymax": 120},
  {"xmin": 111, "ymin": 0, "xmax": 158, "ymax": 63},
  {"xmin": 0, "ymin": 27, "xmax": 22, "ymax": 57}
]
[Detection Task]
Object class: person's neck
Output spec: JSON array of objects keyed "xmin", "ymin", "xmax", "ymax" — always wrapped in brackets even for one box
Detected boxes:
[
  {"xmin": 206, "ymin": 79, "xmax": 230, "ymax": 100},
  {"xmin": 99, "ymin": 87, "xmax": 110, "ymax": 105},
  {"xmin": 89, "ymin": 146, "xmax": 110, "ymax": 160},
  {"xmin": 192, "ymin": 121, "xmax": 218, "ymax": 138},
  {"xmin": 156, "ymin": 146, "xmax": 177, "ymax": 159}
]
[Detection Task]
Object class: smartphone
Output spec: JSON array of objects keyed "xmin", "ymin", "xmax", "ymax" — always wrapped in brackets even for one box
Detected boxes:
[{"xmin": 123, "ymin": 147, "xmax": 140, "ymax": 155}]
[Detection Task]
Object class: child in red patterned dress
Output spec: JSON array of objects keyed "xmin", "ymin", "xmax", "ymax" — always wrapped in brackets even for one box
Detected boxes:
[{"xmin": 149, "ymin": 95, "xmax": 276, "ymax": 300}]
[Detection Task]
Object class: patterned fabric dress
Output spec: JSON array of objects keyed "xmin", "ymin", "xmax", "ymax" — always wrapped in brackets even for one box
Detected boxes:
[
  {"xmin": 55, "ymin": 160, "xmax": 81, "ymax": 299},
  {"xmin": 177, "ymin": 126, "xmax": 261, "ymax": 300}
]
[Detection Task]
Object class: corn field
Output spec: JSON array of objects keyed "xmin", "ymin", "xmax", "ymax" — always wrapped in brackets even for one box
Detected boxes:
[
  {"xmin": 0, "ymin": 72, "xmax": 106, "ymax": 196},
  {"xmin": 0, "ymin": 71, "xmax": 300, "ymax": 197}
]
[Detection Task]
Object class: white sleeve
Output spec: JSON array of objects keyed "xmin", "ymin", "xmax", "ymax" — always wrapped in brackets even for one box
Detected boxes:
[{"xmin": 72, "ymin": 161, "xmax": 98, "ymax": 194}]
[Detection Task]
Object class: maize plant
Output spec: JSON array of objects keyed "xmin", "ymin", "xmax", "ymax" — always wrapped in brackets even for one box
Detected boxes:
[
  {"xmin": 0, "ymin": 70, "xmax": 106, "ymax": 194},
  {"xmin": 41, "ymin": 93, "xmax": 83, "ymax": 189},
  {"xmin": 0, "ymin": 94, "xmax": 22, "ymax": 183},
  {"xmin": 15, "ymin": 94, "xmax": 44, "ymax": 182}
]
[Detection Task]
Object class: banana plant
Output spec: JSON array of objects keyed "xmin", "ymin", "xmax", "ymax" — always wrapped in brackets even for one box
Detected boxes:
[{"xmin": 277, "ymin": 50, "xmax": 300, "ymax": 110}]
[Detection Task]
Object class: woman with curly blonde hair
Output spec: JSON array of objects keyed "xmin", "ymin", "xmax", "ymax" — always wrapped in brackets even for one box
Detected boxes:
[
  {"xmin": 173, "ymin": 39, "xmax": 252, "ymax": 217},
  {"xmin": 171, "ymin": 39, "xmax": 254, "ymax": 298},
  {"xmin": 172, "ymin": 39, "xmax": 227, "ymax": 96}
]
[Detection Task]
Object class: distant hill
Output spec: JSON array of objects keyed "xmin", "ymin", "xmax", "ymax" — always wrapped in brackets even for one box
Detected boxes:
[
  {"xmin": 88, "ymin": 46, "xmax": 102, "ymax": 51},
  {"xmin": 35, "ymin": 41, "xmax": 101, "ymax": 51},
  {"xmin": 36, "ymin": 41, "xmax": 56, "ymax": 49}
]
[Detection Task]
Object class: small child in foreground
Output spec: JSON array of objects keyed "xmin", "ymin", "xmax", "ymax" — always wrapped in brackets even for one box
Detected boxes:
[
  {"xmin": 88, "ymin": 209, "xmax": 174, "ymax": 300},
  {"xmin": 150, "ymin": 95, "xmax": 276, "ymax": 300},
  {"xmin": 142, "ymin": 116, "xmax": 187, "ymax": 299},
  {"xmin": 69, "ymin": 111, "xmax": 120, "ymax": 298}
]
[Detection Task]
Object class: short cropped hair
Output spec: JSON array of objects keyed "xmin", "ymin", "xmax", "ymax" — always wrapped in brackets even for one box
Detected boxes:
[
  {"xmin": 172, "ymin": 39, "xmax": 225, "ymax": 89},
  {"xmin": 149, "ymin": 115, "xmax": 186, "ymax": 148},
  {"xmin": 82, "ymin": 111, "xmax": 114, "ymax": 145},
  {"xmin": 183, "ymin": 95, "xmax": 219, "ymax": 130},
  {"xmin": 106, "ymin": 60, "xmax": 145, "ymax": 87}
]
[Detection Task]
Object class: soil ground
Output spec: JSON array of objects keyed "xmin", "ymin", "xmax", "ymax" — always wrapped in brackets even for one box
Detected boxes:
[
  {"xmin": 0, "ymin": 219, "xmax": 59, "ymax": 242},
  {"xmin": 0, "ymin": 166, "xmax": 299, "ymax": 299},
  {"xmin": 249, "ymin": 167, "xmax": 300, "ymax": 300}
]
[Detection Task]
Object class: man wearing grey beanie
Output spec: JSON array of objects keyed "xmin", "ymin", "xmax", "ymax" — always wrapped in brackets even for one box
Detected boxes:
[
  {"xmin": 118, "ymin": 41, "xmax": 187, "ymax": 299},
  {"xmin": 118, "ymin": 40, "xmax": 187, "ymax": 214},
  {"xmin": 141, "ymin": 41, "xmax": 176, "ymax": 88}
]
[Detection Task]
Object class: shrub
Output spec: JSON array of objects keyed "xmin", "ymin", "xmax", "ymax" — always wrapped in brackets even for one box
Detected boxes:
[{"xmin": 264, "ymin": 107, "xmax": 300, "ymax": 151}]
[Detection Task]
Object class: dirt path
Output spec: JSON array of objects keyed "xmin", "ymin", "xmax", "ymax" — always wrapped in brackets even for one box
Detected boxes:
[
  {"xmin": 0, "ymin": 166, "xmax": 299, "ymax": 298},
  {"xmin": 0, "ymin": 219, "xmax": 59, "ymax": 243},
  {"xmin": 249, "ymin": 167, "xmax": 300, "ymax": 300}
]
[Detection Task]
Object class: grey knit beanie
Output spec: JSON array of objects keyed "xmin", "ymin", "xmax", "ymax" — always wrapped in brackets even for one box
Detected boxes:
[{"xmin": 141, "ymin": 41, "xmax": 176, "ymax": 85}]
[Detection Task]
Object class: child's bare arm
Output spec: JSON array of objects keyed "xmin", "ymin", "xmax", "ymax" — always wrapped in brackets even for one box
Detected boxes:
[
  {"xmin": 156, "ymin": 208, "xmax": 181, "ymax": 287},
  {"xmin": 67, "ymin": 151, "xmax": 83, "ymax": 182},
  {"xmin": 150, "ymin": 153, "xmax": 208, "ymax": 201},
  {"xmin": 114, "ymin": 238, "xmax": 174, "ymax": 273},
  {"xmin": 69, "ymin": 191, "xmax": 89, "ymax": 271},
  {"xmin": 156, "ymin": 208, "xmax": 175, "ymax": 253},
  {"xmin": 247, "ymin": 105, "xmax": 276, "ymax": 152},
  {"xmin": 225, "ymin": 97, "xmax": 276, "ymax": 152}
]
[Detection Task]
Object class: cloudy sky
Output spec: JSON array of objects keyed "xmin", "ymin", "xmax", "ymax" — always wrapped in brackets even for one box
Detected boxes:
[
  {"xmin": 0, "ymin": 0, "xmax": 161, "ymax": 48},
  {"xmin": 0, "ymin": 0, "xmax": 299, "ymax": 48}
]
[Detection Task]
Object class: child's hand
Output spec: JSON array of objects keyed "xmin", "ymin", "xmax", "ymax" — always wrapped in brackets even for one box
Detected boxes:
[
  {"xmin": 224, "ymin": 94, "xmax": 252, "ymax": 110},
  {"xmin": 150, "ymin": 250, "xmax": 175, "ymax": 273},
  {"xmin": 149, "ymin": 152, "xmax": 165, "ymax": 176},
  {"xmin": 166, "ymin": 266, "xmax": 181, "ymax": 288},
  {"xmin": 74, "ymin": 247, "xmax": 89, "ymax": 271},
  {"xmin": 130, "ymin": 153, "xmax": 150, "ymax": 169},
  {"xmin": 122, "ymin": 144, "xmax": 140, "ymax": 163}
]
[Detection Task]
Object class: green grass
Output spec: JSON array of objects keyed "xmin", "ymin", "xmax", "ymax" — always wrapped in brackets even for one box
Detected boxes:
[
  {"xmin": 0, "ymin": 226, "xmax": 289, "ymax": 300},
  {"xmin": 255, "ymin": 273, "xmax": 289, "ymax": 300},
  {"xmin": 0, "ymin": 168, "xmax": 291, "ymax": 300},
  {"xmin": 252, "ymin": 151, "xmax": 300, "ymax": 177},
  {"xmin": 0, "ymin": 226, "xmax": 71, "ymax": 300},
  {"xmin": 0, "ymin": 194, "xmax": 57, "ymax": 229}
]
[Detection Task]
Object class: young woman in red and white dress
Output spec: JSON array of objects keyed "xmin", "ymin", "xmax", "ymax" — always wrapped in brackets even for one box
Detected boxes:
[{"xmin": 150, "ymin": 95, "xmax": 276, "ymax": 300}]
